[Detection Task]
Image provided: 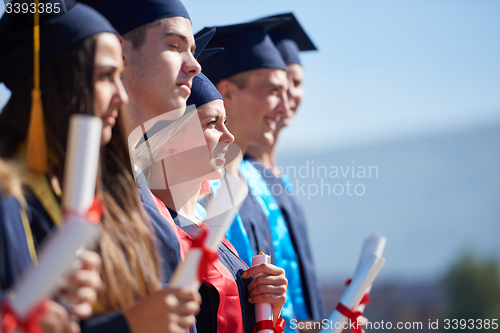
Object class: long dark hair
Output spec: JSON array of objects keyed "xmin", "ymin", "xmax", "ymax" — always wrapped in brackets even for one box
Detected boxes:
[{"xmin": 0, "ymin": 35, "xmax": 161, "ymax": 311}]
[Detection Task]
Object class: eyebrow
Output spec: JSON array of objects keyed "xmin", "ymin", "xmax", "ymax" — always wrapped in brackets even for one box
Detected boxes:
[
  {"xmin": 95, "ymin": 64, "xmax": 118, "ymax": 70},
  {"xmin": 165, "ymin": 30, "xmax": 196, "ymax": 54}
]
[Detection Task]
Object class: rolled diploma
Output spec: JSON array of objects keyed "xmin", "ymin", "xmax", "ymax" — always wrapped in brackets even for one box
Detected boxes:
[
  {"xmin": 252, "ymin": 253, "xmax": 273, "ymax": 333},
  {"xmin": 169, "ymin": 171, "xmax": 248, "ymax": 288},
  {"xmin": 8, "ymin": 115, "xmax": 102, "ymax": 318},
  {"xmin": 320, "ymin": 253, "xmax": 385, "ymax": 333},
  {"xmin": 354, "ymin": 234, "xmax": 386, "ymax": 313},
  {"xmin": 61, "ymin": 115, "xmax": 102, "ymax": 212}
]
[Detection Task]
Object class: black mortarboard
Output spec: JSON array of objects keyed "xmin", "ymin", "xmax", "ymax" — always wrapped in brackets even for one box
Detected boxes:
[
  {"xmin": 80, "ymin": 0, "xmax": 190, "ymax": 35},
  {"xmin": 254, "ymin": 13, "xmax": 317, "ymax": 65},
  {"xmin": 0, "ymin": 1, "xmax": 117, "ymax": 90},
  {"xmin": 196, "ymin": 18, "xmax": 288, "ymax": 85}
]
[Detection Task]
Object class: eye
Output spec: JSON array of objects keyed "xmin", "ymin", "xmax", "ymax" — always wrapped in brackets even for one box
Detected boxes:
[
  {"xmin": 169, "ymin": 43, "xmax": 179, "ymax": 50},
  {"xmin": 98, "ymin": 71, "xmax": 113, "ymax": 81}
]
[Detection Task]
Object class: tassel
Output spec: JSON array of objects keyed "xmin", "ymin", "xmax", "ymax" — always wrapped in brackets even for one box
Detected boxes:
[
  {"xmin": 26, "ymin": 1, "xmax": 48, "ymax": 175},
  {"xmin": 199, "ymin": 180, "xmax": 212, "ymax": 195},
  {"xmin": 26, "ymin": 88, "xmax": 47, "ymax": 174}
]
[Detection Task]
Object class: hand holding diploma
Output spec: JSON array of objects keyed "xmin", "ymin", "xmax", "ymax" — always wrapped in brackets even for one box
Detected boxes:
[
  {"xmin": 247, "ymin": 253, "xmax": 287, "ymax": 333},
  {"xmin": 0, "ymin": 115, "xmax": 103, "ymax": 332}
]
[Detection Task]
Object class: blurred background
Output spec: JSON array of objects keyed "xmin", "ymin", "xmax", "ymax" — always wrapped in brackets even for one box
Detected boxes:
[{"xmin": 1, "ymin": 0, "xmax": 499, "ymax": 331}]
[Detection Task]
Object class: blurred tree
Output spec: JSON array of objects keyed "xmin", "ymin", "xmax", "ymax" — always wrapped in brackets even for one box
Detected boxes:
[{"xmin": 442, "ymin": 252, "xmax": 500, "ymax": 332}]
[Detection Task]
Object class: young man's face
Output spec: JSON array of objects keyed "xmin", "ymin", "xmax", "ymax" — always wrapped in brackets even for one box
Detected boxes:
[
  {"xmin": 226, "ymin": 68, "xmax": 289, "ymax": 147},
  {"xmin": 122, "ymin": 16, "xmax": 201, "ymax": 118}
]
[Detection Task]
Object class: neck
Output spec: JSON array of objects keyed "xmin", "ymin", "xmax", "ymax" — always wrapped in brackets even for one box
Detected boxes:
[
  {"xmin": 225, "ymin": 137, "xmax": 249, "ymax": 176},
  {"xmin": 246, "ymin": 128, "xmax": 283, "ymax": 176},
  {"xmin": 151, "ymin": 178, "xmax": 202, "ymax": 223},
  {"xmin": 125, "ymin": 97, "xmax": 155, "ymax": 133}
]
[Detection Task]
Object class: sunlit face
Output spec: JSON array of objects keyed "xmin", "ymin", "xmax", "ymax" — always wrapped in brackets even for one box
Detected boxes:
[
  {"xmin": 150, "ymin": 101, "xmax": 233, "ymax": 187},
  {"xmin": 122, "ymin": 17, "xmax": 201, "ymax": 117},
  {"xmin": 227, "ymin": 68, "xmax": 289, "ymax": 147},
  {"xmin": 94, "ymin": 33, "xmax": 128, "ymax": 145},
  {"xmin": 198, "ymin": 99, "xmax": 234, "ymax": 179},
  {"xmin": 278, "ymin": 63, "xmax": 304, "ymax": 129}
]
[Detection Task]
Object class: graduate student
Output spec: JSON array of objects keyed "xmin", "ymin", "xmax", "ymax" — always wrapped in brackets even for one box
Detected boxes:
[
  {"xmin": 245, "ymin": 13, "xmax": 327, "ymax": 324},
  {"xmin": 132, "ymin": 72, "xmax": 288, "ymax": 333},
  {"xmin": 0, "ymin": 160, "xmax": 101, "ymax": 333},
  {"xmin": 196, "ymin": 19, "xmax": 308, "ymax": 332},
  {"xmin": 0, "ymin": 2, "xmax": 200, "ymax": 332},
  {"xmin": 80, "ymin": 0, "xmax": 202, "ymax": 283}
]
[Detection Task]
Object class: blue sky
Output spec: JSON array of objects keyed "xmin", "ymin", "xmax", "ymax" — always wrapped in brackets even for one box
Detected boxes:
[{"xmin": 1, "ymin": 0, "xmax": 500, "ymax": 153}]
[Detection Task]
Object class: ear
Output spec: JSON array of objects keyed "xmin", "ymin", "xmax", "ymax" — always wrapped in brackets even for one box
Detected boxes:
[
  {"xmin": 216, "ymin": 79, "xmax": 237, "ymax": 108},
  {"xmin": 119, "ymin": 36, "xmax": 133, "ymax": 67}
]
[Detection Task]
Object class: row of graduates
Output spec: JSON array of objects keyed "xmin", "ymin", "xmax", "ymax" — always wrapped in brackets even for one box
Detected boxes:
[{"xmin": 0, "ymin": 0, "xmax": 328, "ymax": 332}]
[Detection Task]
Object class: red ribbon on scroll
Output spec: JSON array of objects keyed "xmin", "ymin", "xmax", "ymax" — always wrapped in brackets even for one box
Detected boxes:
[
  {"xmin": 190, "ymin": 223, "xmax": 219, "ymax": 283},
  {"xmin": 253, "ymin": 318, "xmax": 286, "ymax": 333},
  {"xmin": 344, "ymin": 278, "xmax": 372, "ymax": 306},
  {"xmin": 62, "ymin": 195, "xmax": 105, "ymax": 224},
  {"xmin": 0, "ymin": 298, "xmax": 49, "ymax": 333},
  {"xmin": 335, "ymin": 302, "xmax": 363, "ymax": 333}
]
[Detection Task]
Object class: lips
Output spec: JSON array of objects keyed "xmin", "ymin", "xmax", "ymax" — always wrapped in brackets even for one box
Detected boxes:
[
  {"xmin": 177, "ymin": 81, "xmax": 192, "ymax": 95},
  {"xmin": 102, "ymin": 109, "xmax": 118, "ymax": 126},
  {"xmin": 213, "ymin": 147, "xmax": 228, "ymax": 167},
  {"xmin": 263, "ymin": 117, "xmax": 277, "ymax": 131}
]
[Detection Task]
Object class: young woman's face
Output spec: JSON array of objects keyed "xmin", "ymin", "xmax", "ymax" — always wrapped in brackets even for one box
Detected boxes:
[
  {"xmin": 94, "ymin": 33, "xmax": 128, "ymax": 145},
  {"xmin": 198, "ymin": 99, "xmax": 234, "ymax": 178}
]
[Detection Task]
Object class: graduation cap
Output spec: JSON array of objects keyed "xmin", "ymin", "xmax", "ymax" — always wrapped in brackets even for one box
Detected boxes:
[
  {"xmin": 195, "ymin": 18, "xmax": 289, "ymax": 85},
  {"xmin": 186, "ymin": 72, "xmax": 222, "ymax": 110},
  {"xmin": 253, "ymin": 13, "xmax": 317, "ymax": 65},
  {"xmin": 194, "ymin": 27, "xmax": 216, "ymax": 59},
  {"xmin": 80, "ymin": 0, "xmax": 190, "ymax": 35},
  {"xmin": 0, "ymin": 1, "xmax": 117, "ymax": 90},
  {"xmin": 0, "ymin": 0, "xmax": 117, "ymax": 174}
]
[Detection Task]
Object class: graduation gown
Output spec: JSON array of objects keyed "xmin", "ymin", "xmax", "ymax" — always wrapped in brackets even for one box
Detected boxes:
[
  {"xmin": 234, "ymin": 193, "xmax": 275, "ymax": 264},
  {"xmin": 160, "ymin": 204, "xmax": 256, "ymax": 333},
  {"xmin": 245, "ymin": 157, "xmax": 326, "ymax": 321},
  {"xmin": 0, "ymin": 189, "xmax": 34, "ymax": 291},
  {"xmin": 6, "ymin": 176, "xmax": 133, "ymax": 333},
  {"xmin": 138, "ymin": 186, "xmax": 182, "ymax": 283}
]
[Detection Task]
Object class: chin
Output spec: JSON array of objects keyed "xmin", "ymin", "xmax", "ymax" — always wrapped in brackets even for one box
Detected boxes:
[
  {"xmin": 260, "ymin": 133, "xmax": 275, "ymax": 146},
  {"xmin": 101, "ymin": 127, "xmax": 113, "ymax": 146},
  {"xmin": 205, "ymin": 168, "xmax": 225, "ymax": 181}
]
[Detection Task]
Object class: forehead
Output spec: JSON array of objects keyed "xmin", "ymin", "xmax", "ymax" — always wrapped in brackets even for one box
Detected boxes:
[
  {"xmin": 286, "ymin": 63, "xmax": 304, "ymax": 80},
  {"xmin": 156, "ymin": 16, "xmax": 194, "ymax": 43},
  {"xmin": 198, "ymin": 99, "xmax": 226, "ymax": 117},
  {"xmin": 246, "ymin": 68, "xmax": 288, "ymax": 87},
  {"xmin": 95, "ymin": 33, "xmax": 123, "ymax": 62}
]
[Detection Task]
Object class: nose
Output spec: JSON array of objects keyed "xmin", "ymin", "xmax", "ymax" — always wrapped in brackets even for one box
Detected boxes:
[
  {"xmin": 220, "ymin": 124, "xmax": 235, "ymax": 144},
  {"xmin": 183, "ymin": 52, "xmax": 202, "ymax": 79},
  {"xmin": 287, "ymin": 86, "xmax": 297, "ymax": 112},
  {"xmin": 112, "ymin": 77, "xmax": 129, "ymax": 108},
  {"xmin": 275, "ymin": 90, "xmax": 290, "ymax": 119}
]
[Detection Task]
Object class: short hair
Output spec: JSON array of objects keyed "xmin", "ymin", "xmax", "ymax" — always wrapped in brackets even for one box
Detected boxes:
[
  {"xmin": 122, "ymin": 18, "xmax": 166, "ymax": 49},
  {"xmin": 225, "ymin": 70, "xmax": 252, "ymax": 90}
]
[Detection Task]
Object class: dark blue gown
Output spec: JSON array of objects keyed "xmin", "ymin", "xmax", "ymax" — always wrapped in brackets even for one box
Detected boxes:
[
  {"xmin": 1, "ymin": 184, "xmax": 131, "ymax": 333},
  {"xmin": 168, "ymin": 208, "xmax": 256, "ymax": 333},
  {"xmin": 138, "ymin": 186, "xmax": 182, "ymax": 284},
  {"xmin": 0, "ymin": 189, "xmax": 34, "ymax": 291},
  {"xmin": 246, "ymin": 157, "xmax": 327, "ymax": 321},
  {"xmin": 237, "ymin": 193, "xmax": 275, "ymax": 264}
]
